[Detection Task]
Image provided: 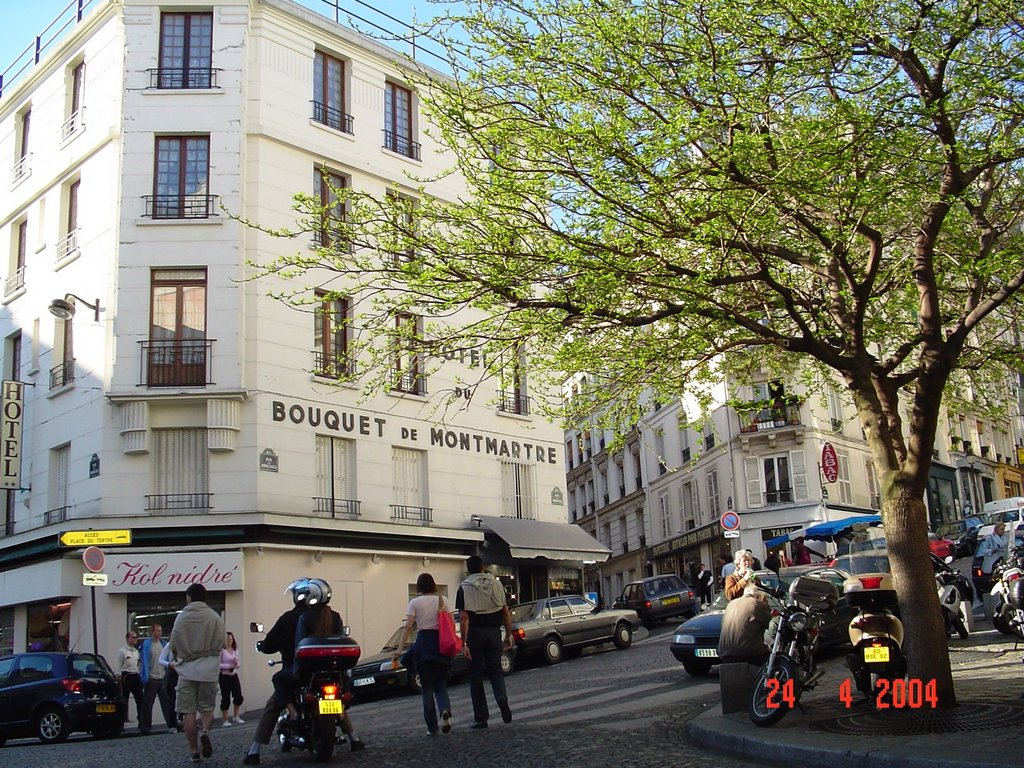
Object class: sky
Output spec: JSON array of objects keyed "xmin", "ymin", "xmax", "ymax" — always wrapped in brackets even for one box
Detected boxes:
[{"xmin": 0, "ymin": 0, "xmax": 456, "ymax": 90}]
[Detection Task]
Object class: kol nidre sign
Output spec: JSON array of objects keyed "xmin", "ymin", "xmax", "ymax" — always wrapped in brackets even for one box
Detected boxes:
[{"xmin": 104, "ymin": 552, "xmax": 242, "ymax": 593}]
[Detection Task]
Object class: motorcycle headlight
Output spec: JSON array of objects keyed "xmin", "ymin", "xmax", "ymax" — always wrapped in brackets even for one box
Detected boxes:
[
  {"xmin": 788, "ymin": 611, "xmax": 808, "ymax": 632},
  {"xmin": 674, "ymin": 634, "xmax": 695, "ymax": 645}
]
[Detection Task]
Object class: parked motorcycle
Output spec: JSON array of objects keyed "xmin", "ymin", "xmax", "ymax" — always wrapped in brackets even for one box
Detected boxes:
[
  {"xmin": 935, "ymin": 557, "xmax": 971, "ymax": 639},
  {"xmin": 843, "ymin": 572, "xmax": 907, "ymax": 707},
  {"xmin": 749, "ymin": 575, "xmax": 839, "ymax": 727},
  {"xmin": 990, "ymin": 545, "xmax": 1024, "ymax": 639},
  {"xmin": 252, "ymin": 623, "xmax": 362, "ymax": 762}
]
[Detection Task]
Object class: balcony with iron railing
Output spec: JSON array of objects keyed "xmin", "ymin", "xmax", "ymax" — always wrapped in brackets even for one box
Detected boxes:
[
  {"xmin": 738, "ymin": 401, "xmax": 803, "ymax": 433},
  {"xmin": 390, "ymin": 504, "xmax": 432, "ymax": 524},
  {"xmin": 55, "ymin": 228, "xmax": 79, "ymax": 266},
  {"xmin": 147, "ymin": 67, "xmax": 219, "ymax": 89},
  {"xmin": 11, "ymin": 154, "xmax": 30, "ymax": 184},
  {"xmin": 140, "ymin": 339, "xmax": 214, "ymax": 387},
  {"xmin": 61, "ymin": 109, "xmax": 83, "ymax": 141},
  {"xmin": 4, "ymin": 266, "xmax": 26, "ymax": 298},
  {"xmin": 49, "ymin": 359, "xmax": 75, "ymax": 390},
  {"xmin": 382, "ymin": 129, "xmax": 421, "ymax": 160},
  {"xmin": 144, "ymin": 194, "xmax": 218, "ymax": 220},
  {"xmin": 392, "ymin": 369, "xmax": 426, "ymax": 396},
  {"xmin": 313, "ymin": 497, "xmax": 361, "ymax": 519},
  {"xmin": 681, "ymin": 446, "xmax": 691, "ymax": 462},
  {"xmin": 311, "ymin": 100, "xmax": 354, "ymax": 134},
  {"xmin": 497, "ymin": 391, "xmax": 530, "ymax": 416},
  {"xmin": 146, "ymin": 493, "xmax": 212, "ymax": 513},
  {"xmin": 312, "ymin": 351, "xmax": 355, "ymax": 379},
  {"xmin": 45, "ymin": 506, "xmax": 69, "ymax": 525},
  {"xmin": 764, "ymin": 489, "xmax": 794, "ymax": 505}
]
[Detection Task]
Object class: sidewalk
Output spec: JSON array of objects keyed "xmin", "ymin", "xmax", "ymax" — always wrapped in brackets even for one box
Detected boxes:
[{"xmin": 688, "ymin": 625, "xmax": 1024, "ymax": 768}]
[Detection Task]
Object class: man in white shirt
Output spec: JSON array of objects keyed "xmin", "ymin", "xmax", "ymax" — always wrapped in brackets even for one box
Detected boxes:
[{"xmin": 114, "ymin": 630, "xmax": 145, "ymax": 727}]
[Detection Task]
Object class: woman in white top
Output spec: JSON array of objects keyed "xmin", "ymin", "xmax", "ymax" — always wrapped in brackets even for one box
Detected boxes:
[{"xmin": 394, "ymin": 573, "xmax": 454, "ymax": 736}]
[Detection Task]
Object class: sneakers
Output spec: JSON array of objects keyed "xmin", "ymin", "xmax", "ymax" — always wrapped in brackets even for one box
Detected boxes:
[
  {"xmin": 469, "ymin": 720, "xmax": 488, "ymax": 729},
  {"xmin": 199, "ymin": 730, "xmax": 213, "ymax": 758},
  {"xmin": 233, "ymin": 716, "xmax": 245, "ymax": 724},
  {"xmin": 242, "ymin": 753, "xmax": 260, "ymax": 766},
  {"xmin": 190, "ymin": 754, "xmax": 201, "ymax": 764},
  {"xmin": 350, "ymin": 739, "xmax": 365, "ymax": 752},
  {"xmin": 222, "ymin": 720, "xmax": 233, "ymax": 727},
  {"xmin": 440, "ymin": 710, "xmax": 452, "ymax": 734},
  {"xmin": 498, "ymin": 699, "xmax": 513, "ymax": 724},
  {"xmin": 169, "ymin": 727, "xmax": 178, "ymax": 734}
]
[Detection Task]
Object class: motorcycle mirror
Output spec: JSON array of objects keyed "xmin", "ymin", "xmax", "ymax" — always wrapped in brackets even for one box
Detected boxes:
[
  {"xmin": 341, "ymin": 625, "xmax": 351, "ymax": 637},
  {"xmin": 250, "ymin": 622, "xmax": 264, "ymax": 633}
]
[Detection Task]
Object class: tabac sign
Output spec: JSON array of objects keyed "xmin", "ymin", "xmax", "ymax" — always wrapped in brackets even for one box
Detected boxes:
[{"xmin": 0, "ymin": 380, "xmax": 24, "ymax": 490}]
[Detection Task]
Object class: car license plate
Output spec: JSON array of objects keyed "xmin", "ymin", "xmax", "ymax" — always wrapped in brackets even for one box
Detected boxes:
[
  {"xmin": 352, "ymin": 677, "xmax": 374, "ymax": 687},
  {"xmin": 695, "ymin": 648, "xmax": 718, "ymax": 658},
  {"xmin": 661, "ymin": 596, "xmax": 681, "ymax": 606},
  {"xmin": 96, "ymin": 704, "xmax": 116, "ymax": 714},
  {"xmin": 318, "ymin": 699, "xmax": 343, "ymax": 715},
  {"xmin": 864, "ymin": 646, "xmax": 890, "ymax": 663}
]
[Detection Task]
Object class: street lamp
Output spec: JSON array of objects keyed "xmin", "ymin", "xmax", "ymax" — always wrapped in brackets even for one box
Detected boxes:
[{"xmin": 48, "ymin": 294, "xmax": 102, "ymax": 322}]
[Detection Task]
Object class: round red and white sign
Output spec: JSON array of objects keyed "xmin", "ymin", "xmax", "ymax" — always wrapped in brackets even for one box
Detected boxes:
[
  {"xmin": 720, "ymin": 511, "xmax": 740, "ymax": 532},
  {"xmin": 821, "ymin": 442, "xmax": 839, "ymax": 484},
  {"xmin": 82, "ymin": 546, "xmax": 105, "ymax": 573}
]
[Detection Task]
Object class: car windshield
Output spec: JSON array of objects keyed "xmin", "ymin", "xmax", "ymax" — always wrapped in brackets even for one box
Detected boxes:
[
  {"xmin": 646, "ymin": 577, "xmax": 683, "ymax": 595},
  {"xmin": 380, "ymin": 625, "xmax": 413, "ymax": 652},
  {"xmin": 936, "ymin": 522, "xmax": 964, "ymax": 537},
  {"xmin": 833, "ymin": 550, "xmax": 891, "ymax": 574},
  {"xmin": 510, "ymin": 602, "xmax": 538, "ymax": 622}
]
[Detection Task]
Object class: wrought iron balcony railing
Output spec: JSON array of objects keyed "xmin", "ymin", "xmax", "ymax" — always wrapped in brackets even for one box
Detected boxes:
[
  {"xmin": 148, "ymin": 67, "xmax": 219, "ymax": 89},
  {"xmin": 738, "ymin": 402, "xmax": 803, "ymax": 433},
  {"xmin": 765, "ymin": 489, "xmax": 794, "ymax": 505},
  {"xmin": 390, "ymin": 504, "xmax": 432, "ymax": 524},
  {"xmin": 144, "ymin": 194, "xmax": 218, "ymax": 220},
  {"xmin": 312, "ymin": 351, "xmax": 355, "ymax": 379},
  {"xmin": 146, "ymin": 493, "xmax": 212, "ymax": 513},
  {"xmin": 4, "ymin": 266, "xmax": 26, "ymax": 297},
  {"xmin": 311, "ymin": 100, "xmax": 354, "ymax": 134},
  {"xmin": 382, "ymin": 129, "xmax": 421, "ymax": 160},
  {"xmin": 61, "ymin": 109, "xmax": 83, "ymax": 140},
  {"xmin": 11, "ymin": 154, "xmax": 30, "ymax": 183},
  {"xmin": 49, "ymin": 359, "xmax": 75, "ymax": 390},
  {"xmin": 313, "ymin": 497, "xmax": 361, "ymax": 518},
  {"xmin": 56, "ymin": 229, "xmax": 79, "ymax": 265},
  {"xmin": 497, "ymin": 391, "xmax": 530, "ymax": 416},
  {"xmin": 45, "ymin": 506, "xmax": 69, "ymax": 525},
  {"xmin": 140, "ymin": 338, "xmax": 214, "ymax": 387},
  {"xmin": 392, "ymin": 369, "xmax": 426, "ymax": 395}
]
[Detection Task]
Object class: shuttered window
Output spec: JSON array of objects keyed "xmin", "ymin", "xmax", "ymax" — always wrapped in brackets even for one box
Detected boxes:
[
  {"xmin": 316, "ymin": 435, "xmax": 353, "ymax": 501},
  {"xmin": 392, "ymin": 447, "xmax": 425, "ymax": 506},
  {"xmin": 500, "ymin": 461, "xmax": 536, "ymax": 519},
  {"xmin": 153, "ymin": 428, "xmax": 208, "ymax": 495}
]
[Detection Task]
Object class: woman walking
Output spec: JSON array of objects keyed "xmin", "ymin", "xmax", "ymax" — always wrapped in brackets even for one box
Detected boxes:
[
  {"xmin": 393, "ymin": 573, "xmax": 454, "ymax": 736},
  {"xmin": 219, "ymin": 631, "xmax": 245, "ymax": 726}
]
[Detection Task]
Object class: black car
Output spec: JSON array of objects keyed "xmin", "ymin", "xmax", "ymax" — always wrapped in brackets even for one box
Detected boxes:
[
  {"xmin": 509, "ymin": 595, "xmax": 640, "ymax": 665},
  {"xmin": 615, "ymin": 574, "xmax": 698, "ymax": 627},
  {"xmin": 0, "ymin": 652, "xmax": 125, "ymax": 745},
  {"xmin": 936, "ymin": 515, "xmax": 985, "ymax": 559},
  {"xmin": 348, "ymin": 619, "xmax": 514, "ymax": 699}
]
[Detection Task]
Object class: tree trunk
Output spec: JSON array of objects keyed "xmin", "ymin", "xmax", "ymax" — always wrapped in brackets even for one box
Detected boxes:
[{"xmin": 882, "ymin": 486, "xmax": 957, "ymax": 708}]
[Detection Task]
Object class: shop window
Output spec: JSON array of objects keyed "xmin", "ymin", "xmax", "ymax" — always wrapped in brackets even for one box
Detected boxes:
[
  {"xmin": 27, "ymin": 601, "xmax": 70, "ymax": 652},
  {"xmin": 127, "ymin": 592, "xmax": 225, "ymax": 638},
  {"xmin": 0, "ymin": 607, "xmax": 13, "ymax": 655},
  {"xmin": 547, "ymin": 566, "xmax": 582, "ymax": 597}
]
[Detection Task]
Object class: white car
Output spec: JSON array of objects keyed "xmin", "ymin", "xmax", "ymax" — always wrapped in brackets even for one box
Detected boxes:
[{"xmin": 976, "ymin": 498, "xmax": 1024, "ymax": 546}]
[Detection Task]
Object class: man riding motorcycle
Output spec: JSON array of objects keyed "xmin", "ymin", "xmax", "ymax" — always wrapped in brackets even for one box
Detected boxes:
[{"xmin": 242, "ymin": 578, "xmax": 363, "ymax": 765}]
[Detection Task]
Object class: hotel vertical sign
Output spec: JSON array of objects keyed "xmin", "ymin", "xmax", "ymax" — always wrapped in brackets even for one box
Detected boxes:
[{"xmin": 1, "ymin": 380, "xmax": 24, "ymax": 489}]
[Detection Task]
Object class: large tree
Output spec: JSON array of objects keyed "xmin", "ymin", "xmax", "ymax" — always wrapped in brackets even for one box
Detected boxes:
[{"xmin": 259, "ymin": 0, "xmax": 1024, "ymax": 705}]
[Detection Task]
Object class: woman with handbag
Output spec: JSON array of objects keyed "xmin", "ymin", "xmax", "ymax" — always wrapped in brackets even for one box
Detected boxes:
[{"xmin": 394, "ymin": 573, "xmax": 455, "ymax": 736}]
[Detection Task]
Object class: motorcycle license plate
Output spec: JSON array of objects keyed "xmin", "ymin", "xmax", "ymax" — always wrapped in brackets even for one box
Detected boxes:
[
  {"xmin": 318, "ymin": 699, "xmax": 343, "ymax": 715},
  {"xmin": 96, "ymin": 704, "xmax": 116, "ymax": 714},
  {"xmin": 864, "ymin": 646, "xmax": 890, "ymax": 663},
  {"xmin": 695, "ymin": 648, "xmax": 719, "ymax": 658},
  {"xmin": 352, "ymin": 677, "xmax": 374, "ymax": 687}
]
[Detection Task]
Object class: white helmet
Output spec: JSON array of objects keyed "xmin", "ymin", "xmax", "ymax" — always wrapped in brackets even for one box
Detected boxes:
[{"xmin": 288, "ymin": 577, "xmax": 332, "ymax": 607}]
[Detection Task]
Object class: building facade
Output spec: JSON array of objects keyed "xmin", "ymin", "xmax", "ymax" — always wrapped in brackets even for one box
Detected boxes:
[{"xmin": 0, "ymin": 0, "xmax": 607, "ymax": 704}]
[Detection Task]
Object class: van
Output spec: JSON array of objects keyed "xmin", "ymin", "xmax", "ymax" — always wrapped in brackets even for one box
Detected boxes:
[{"xmin": 977, "ymin": 498, "xmax": 1024, "ymax": 544}]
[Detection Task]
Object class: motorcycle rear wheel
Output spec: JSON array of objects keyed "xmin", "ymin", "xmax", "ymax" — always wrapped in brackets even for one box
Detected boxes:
[
  {"xmin": 309, "ymin": 717, "xmax": 336, "ymax": 763},
  {"xmin": 749, "ymin": 657, "xmax": 798, "ymax": 727}
]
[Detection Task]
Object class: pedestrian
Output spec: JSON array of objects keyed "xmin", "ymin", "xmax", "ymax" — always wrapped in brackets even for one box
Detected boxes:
[
  {"xmin": 719, "ymin": 553, "xmax": 737, "ymax": 588},
  {"xmin": 169, "ymin": 583, "xmax": 225, "ymax": 763},
  {"xmin": 159, "ymin": 639, "xmax": 182, "ymax": 731},
  {"xmin": 456, "ymin": 555, "xmax": 514, "ymax": 729},
  {"xmin": 218, "ymin": 631, "xmax": 245, "ymax": 727},
  {"xmin": 718, "ymin": 583, "xmax": 772, "ymax": 664},
  {"xmin": 764, "ymin": 550, "xmax": 781, "ymax": 577},
  {"xmin": 793, "ymin": 538, "xmax": 813, "ymax": 565},
  {"xmin": 779, "ymin": 549, "xmax": 793, "ymax": 568},
  {"xmin": 745, "ymin": 549, "xmax": 763, "ymax": 570},
  {"xmin": 114, "ymin": 630, "xmax": 145, "ymax": 729},
  {"xmin": 394, "ymin": 572, "xmax": 454, "ymax": 736},
  {"xmin": 725, "ymin": 550, "xmax": 760, "ymax": 600},
  {"xmin": 695, "ymin": 563, "xmax": 713, "ymax": 607},
  {"xmin": 978, "ymin": 522, "xmax": 1009, "ymax": 621},
  {"xmin": 140, "ymin": 623, "xmax": 176, "ymax": 734}
]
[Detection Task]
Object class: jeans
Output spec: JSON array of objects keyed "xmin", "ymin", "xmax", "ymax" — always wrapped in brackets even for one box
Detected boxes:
[
  {"xmin": 121, "ymin": 673, "xmax": 145, "ymax": 726},
  {"xmin": 417, "ymin": 659, "xmax": 451, "ymax": 734},
  {"xmin": 143, "ymin": 676, "xmax": 175, "ymax": 730},
  {"xmin": 466, "ymin": 625, "xmax": 507, "ymax": 723}
]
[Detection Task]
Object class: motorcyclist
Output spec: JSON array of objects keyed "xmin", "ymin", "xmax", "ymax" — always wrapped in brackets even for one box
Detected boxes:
[{"xmin": 242, "ymin": 579, "xmax": 312, "ymax": 766}]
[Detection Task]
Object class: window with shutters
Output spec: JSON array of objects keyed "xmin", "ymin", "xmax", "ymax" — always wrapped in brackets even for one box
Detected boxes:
[
  {"xmin": 837, "ymin": 451, "xmax": 853, "ymax": 504},
  {"xmin": 500, "ymin": 461, "xmax": 536, "ymax": 519},
  {"xmin": 392, "ymin": 446, "xmax": 430, "ymax": 522},
  {"xmin": 706, "ymin": 469, "xmax": 721, "ymax": 516},
  {"xmin": 865, "ymin": 458, "xmax": 881, "ymax": 509},
  {"xmin": 744, "ymin": 451, "xmax": 807, "ymax": 507},
  {"xmin": 826, "ymin": 386, "xmax": 844, "ymax": 433},
  {"xmin": 315, "ymin": 435, "xmax": 358, "ymax": 517},
  {"xmin": 659, "ymin": 493, "xmax": 672, "ymax": 539},
  {"xmin": 149, "ymin": 428, "xmax": 209, "ymax": 512},
  {"xmin": 46, "ymin": 444, "xmax": 70, "ymax": 525}
]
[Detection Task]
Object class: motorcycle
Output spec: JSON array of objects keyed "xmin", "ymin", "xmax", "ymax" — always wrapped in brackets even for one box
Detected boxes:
[
  {"xmin": 843, "ymin": 572, "xmax": 907, "ymax": 707},
  {"xmin": 749, "ymin": 575, "xmax": 839, "ymax": 727},
  {"xmin": 990, "ymin": 545, "xmax": 1024, "ymax": 638},
  {"xmin": 935, "ymin": 557, "xmax": 971, "ymax": 640},
  {"xmin": 252, "ymin": 622, "xmax": 362, "ymax": 763}
]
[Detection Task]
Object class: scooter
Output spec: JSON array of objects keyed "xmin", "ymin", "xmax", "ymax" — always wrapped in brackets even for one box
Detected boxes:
[
  {"xmin": 935, "ymin": 558, "xmax": 970, "ymax": 639},
  {"xmin": 990, "ymin": 545, "xmax": 1024, "ymax": 639},
  {"xmin": 843, "ymin": 572, "xmax": 907, "ymax": 707},
  {"xmin": 748, "ymin": 575, "xmax": 839, "ymax": 727},
  {"xmin": 253, "ymin": 624, "xmax": 362, "ymax": 763}
]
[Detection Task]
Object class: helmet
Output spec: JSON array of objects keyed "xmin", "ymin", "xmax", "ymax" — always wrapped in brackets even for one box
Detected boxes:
[{"xmin": 287, "ymin": 577, "xmax": 332, "ymax": 607}]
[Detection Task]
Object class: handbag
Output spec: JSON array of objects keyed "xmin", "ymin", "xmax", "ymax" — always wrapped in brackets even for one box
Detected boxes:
[{"xmin": 437, "ymin": 595, "xmax": 463, "ymax": 657}]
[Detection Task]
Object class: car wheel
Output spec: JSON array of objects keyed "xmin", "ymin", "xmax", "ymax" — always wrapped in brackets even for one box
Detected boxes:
[
  {"xmin": 500, "ymin": 649, "xmax": 515, "ymax": 675},
  {"xmin": 681, "ymin": 658, "xmax": 713, "ymax": 676},
  {"xmin": 612, "ymin": 622, "xmax": 632, "ymax": 650},
  {"xmin": 36, "ymin": 706, "xmax": 71, "ymax": 744},
  {"xmin": 542, "ymin": 635, "xmax": 563, "ymax": 665}
]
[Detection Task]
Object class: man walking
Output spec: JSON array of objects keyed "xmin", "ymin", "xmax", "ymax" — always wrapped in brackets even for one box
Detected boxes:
[
  {"xmin": 456, "ymin": 555, "xmax": 514, "ymax": 729},
  {"xmin": 695, "ymin": 563, "xmax": 713, "ymax": 607},
  {"xmin": 114, "ymin": 630, "xmax": 145, "ymax": 729},
  {"xmin": 140, "ymin": 623, "xmax": 176, "ymax": 734},
  {"xmin": 170, "ymin": 583, "xmax": 225, "ymax": 762}
]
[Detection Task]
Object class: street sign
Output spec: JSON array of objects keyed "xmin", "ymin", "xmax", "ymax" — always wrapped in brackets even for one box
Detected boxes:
[
  {"xmin": 82, "ymin": 573, "xmax": 108, "ymax": 587},
  {"xmin": 720, "ymin": 510, "xmax": 741, "ymax": 532},
  {"xmin": 58, "ymin": 529, "xmax": 131, "ymax": 547},
  {"xmin": 82, "ymin": 546, "xmax": 105, "ymax": 573},
  {"xmin": 724, "ymin": 530, "xmax": 741, "ymax": 538},
  {"xmin": 821, "ymin": 442, "xmax": 839, "ymax": 483}
]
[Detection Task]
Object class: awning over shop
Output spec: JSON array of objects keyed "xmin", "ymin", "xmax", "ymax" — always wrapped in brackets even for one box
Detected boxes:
[
  {"xmin": 478, "ymin": 516, "xmax": 612, "ymax": 562},
  {"xmin": 764, "ymin": 514, "xmax": 883, "ymax": 548}
]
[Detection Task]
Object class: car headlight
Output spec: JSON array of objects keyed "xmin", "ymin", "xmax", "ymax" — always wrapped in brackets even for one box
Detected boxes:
[
  {"xmin": 380, "ymin": 660, "xmax": 396, "ymax": 672},
  {"xmin": 674, "ymin": 633, "xmax": 696, "ymax": 645}
]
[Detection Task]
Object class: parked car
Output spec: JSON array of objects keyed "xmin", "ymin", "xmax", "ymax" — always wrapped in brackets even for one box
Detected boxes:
[
  {"xmin": 0, "ymin": 651, "xmax": 125, "ymax": 745},
  {"xmin": 935, "ymin": 515, "xmax": 985, "ymax": 559},
  {"xmin": 976, "ymin": 504, "xmax": 1024, "ymax": 545},
  {"xmin": 509, "ymin": 595, "xmax": 639, "ymax": 665},
  {"xmin": 927, "ymin": 531, "xmax": 957, "ymax": 561},
  {"xmin": 347, "ymin": 616, "xmax": 514, "ymax": 699},
  {"xmin": 669, "ymin": 567, "xmax": 856, "ymax": 676},
  {"xmin": 614, "ymin": 574, "xmax": 698, "ymax": 628}
]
